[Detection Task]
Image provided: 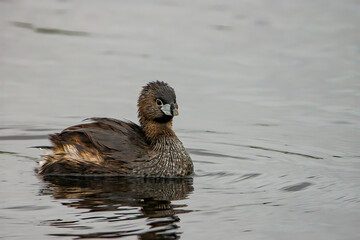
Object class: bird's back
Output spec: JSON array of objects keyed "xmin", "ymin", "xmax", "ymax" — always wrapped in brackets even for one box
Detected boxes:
[{"xmin": 39, "ymin": 118, "xmax": 152, "ymax": 175}]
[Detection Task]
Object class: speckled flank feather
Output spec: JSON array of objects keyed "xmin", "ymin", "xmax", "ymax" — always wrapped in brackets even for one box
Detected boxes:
[{"xmin": 39, "ymin": 81, "xmax": 193, "ymax": 177}]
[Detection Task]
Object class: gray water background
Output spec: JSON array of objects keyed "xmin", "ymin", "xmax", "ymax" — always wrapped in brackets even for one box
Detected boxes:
[{"xmin": 1, "ymin": 0, "xmax": 360, "ymax": 239}]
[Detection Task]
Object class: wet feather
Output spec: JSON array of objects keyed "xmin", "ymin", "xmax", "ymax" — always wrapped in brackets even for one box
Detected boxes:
[{"xmin": 39, "ymin": 81, "xmax": 193, "ymax": 177}]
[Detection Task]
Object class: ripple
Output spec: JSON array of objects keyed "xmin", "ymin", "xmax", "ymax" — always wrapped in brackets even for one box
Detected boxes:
[
  {"xmin": 11, "ymin": 21, "xmax": 90, "ymax": 37},
  {"xmin": 195, "ymin": 170, "xmax": 238, "ymax": 178},
  {"xmin": 232, "ymin": 173, "xmax": 261, "ymax": 182},
  {"xmin": 245, "ymin": 146, "xmax": 323, "ymax": 159},
  {"xmin": 0, "ymin": 150, "xmax": 16, "ymax": 155},
  {"xmin": 281, "ymin": 182, "xmax": 313, "ymax": 192},
  {"xmin": 24, "ymin": 128, "xmax": 56, "ymax": 132},
  {"xmin": 216, "ymin": 142, "xmax": 323, "ymax": 160},
  {"xmin": 0, "ymin": 135, "xmax": 48, "ymax": 140},
  {"xmin": 187, "ymin": 148, "xmax": 248, "ymax": 160},
  {"xmin": 4, "ymin": 205, "xmax": 51, "ymax": 211},
  {"xmin": 49, "ymin": 229, "xmax": 142, "ymax": 238}
]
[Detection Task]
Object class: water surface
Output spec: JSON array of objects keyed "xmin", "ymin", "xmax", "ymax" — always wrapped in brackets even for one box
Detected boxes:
[{"xmin": 1, "ymin": 0, "xmax": 360, "ymax": 239}]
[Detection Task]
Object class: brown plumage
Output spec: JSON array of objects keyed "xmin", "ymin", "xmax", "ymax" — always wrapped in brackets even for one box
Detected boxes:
[{"xmin": 38, "ymin": 81, "xmax": 193, "ymax": 177}]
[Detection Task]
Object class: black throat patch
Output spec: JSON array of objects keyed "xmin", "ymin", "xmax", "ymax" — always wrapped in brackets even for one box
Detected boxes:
[{"xmin": 154, "ymin": 115, "xmax": 173, "ymax": 123}]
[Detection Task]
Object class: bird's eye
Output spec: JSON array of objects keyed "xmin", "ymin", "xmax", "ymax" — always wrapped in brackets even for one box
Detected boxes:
[{"xmin": 156, "ymin": 99, "xmax": 163, "ymax": 106}]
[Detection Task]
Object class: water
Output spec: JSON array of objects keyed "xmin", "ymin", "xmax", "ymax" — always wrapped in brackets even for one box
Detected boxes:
[{"xmin": 1, "ymin": 0, "xmax": 360, "ymax": 239}]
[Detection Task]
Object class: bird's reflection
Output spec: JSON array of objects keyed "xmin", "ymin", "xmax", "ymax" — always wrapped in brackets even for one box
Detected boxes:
[{"xmin": 40, "ymin": 176, "xmax": 194, "ymax": 239}]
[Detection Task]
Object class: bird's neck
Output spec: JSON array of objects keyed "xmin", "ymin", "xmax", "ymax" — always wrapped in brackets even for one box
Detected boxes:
[{"xmin": 140, "ymin": 119, "xmax": 176, "ymax": 144}]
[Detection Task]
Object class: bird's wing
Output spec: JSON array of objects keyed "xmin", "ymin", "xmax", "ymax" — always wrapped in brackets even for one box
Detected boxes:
[{"xmin": 48, "ymin": 118, "xmax": 151, "ymax": 172}]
